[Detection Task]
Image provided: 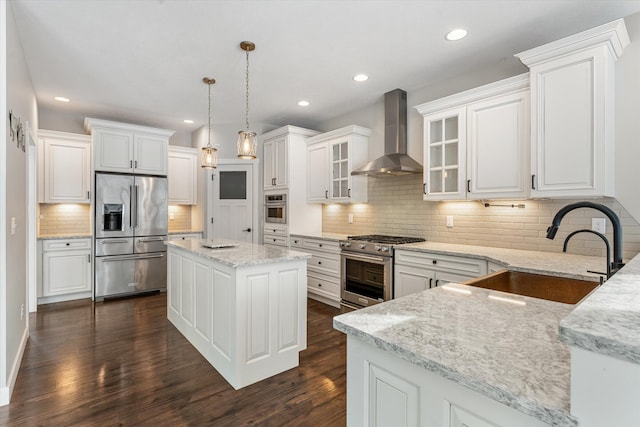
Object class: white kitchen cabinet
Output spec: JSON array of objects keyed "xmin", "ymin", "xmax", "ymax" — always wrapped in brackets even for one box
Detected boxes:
[
  {"xmin": 37, "ymin": 130, "xmax": 91, "ymax": 204},
  {"xmin": 40, "ymin": 238, "xmax": 92, "ymax": 303},
  {"xmin": 346, "ymin": 336, "xmax": 548, "ymax": 427},
  {"xmin": 394, "ymin": 249, "xmax": 487, "ymax": 298},
  {"xmin": 263, "ymin": 136, "xmax": 288, "ymax": 190},
  {"xmin": 291, "ymin": 235, "xmax": 341, "ymax": 308},
  {"xmin": 168, "ymin": 146, "xmax": 198, "ymax": 205},
  {"xmin": 169, "ymin": 232, "xmax": 202, "ymax": 241},
  {"xmin": 85, "ymin": 118, "xmax": 174, "ymax": 175},
  {"xmin": 306, "ymin": 125, "xmax": 370, "ymax": 204},
  {"xmin": 261, "ymin": 126, "xmax": 323, "ymax": 237},
  {"xmin": 516, "ymin": 19, "xmax": 629, "ymax": 198},
  {"xmin": 263, "ymin": 223, "xmax": 288, "ymax": 248},
  {"xmin": 306, "ymin": 143, "xmax": 330, "ymax": 202},
  {"xmin": 416, "ymin": 74, "xmax": 530, "ymax": 201}
]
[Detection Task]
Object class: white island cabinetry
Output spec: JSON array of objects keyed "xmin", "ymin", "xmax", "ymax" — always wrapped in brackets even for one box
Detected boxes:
[
  {"xmin": 39, "ymin": 238, "xmax": 92, "ymax": 304},
  {"xmin": 166, "ymin": 239, "xmax": 310, "ymax": 389},
  {"xmin": 291, "ymin": 235, "xmax": 341, "ymax": 308}
]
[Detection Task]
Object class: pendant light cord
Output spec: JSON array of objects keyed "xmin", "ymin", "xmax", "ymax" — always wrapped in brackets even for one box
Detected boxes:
[
  {"xmin": 245, "ymin": 49, "xmax": 250, "ymax": 131},
  {"xmin": 208, "ymin": 81, "xmax": 212, "ymax": 148}
]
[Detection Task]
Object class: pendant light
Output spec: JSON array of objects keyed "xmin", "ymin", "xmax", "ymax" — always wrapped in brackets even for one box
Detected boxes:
[
  {"xmin": 201, "ymin": 77, "xmax": 218, "ymax": 168},
  {"xmin": 237, "ymin": 41, "xmax": 257, "ymax": 160}
]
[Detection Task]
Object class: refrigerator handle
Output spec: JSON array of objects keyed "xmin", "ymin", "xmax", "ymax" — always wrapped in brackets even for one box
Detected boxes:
[{"xmin": 133, "ymin": 185, "xmax": 139, "ymax": 229}]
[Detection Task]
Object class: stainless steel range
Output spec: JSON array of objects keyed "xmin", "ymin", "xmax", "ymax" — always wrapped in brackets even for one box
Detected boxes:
[{"xmin": 339, "ymin": 235, "xmax": 426, "ymax": 310}]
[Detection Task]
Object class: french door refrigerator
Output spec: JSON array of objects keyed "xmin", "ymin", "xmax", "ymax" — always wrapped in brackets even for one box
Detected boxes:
[{"xmin": 94, "ymin": 173, "xmax": 168, "ymax": 300}]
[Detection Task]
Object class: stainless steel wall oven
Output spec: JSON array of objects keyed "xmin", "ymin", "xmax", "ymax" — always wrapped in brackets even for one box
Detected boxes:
[{"xmin": 265, "ymin": 193, "xmax": 286, "ymax": 224}]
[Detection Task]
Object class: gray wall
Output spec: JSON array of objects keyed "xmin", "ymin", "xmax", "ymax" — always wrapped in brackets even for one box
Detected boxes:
[{"xmin": 1, "ymin": 1, "xmax": 37, "ymax": 404}]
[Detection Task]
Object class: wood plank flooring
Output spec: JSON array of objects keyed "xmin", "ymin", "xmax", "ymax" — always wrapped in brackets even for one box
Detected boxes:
[{"xmin": 0, "ymin": 294, "xmax": 346, "ymax": 426}]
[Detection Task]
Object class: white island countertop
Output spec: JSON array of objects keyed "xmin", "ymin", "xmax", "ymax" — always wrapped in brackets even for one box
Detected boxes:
[
  {"xmin": 166, "ymin": 239, "xmax": 311, "ymax": 268},
  {"xmin": 334, "ymin": 284, "xmax": 578, "ymax": 426}
]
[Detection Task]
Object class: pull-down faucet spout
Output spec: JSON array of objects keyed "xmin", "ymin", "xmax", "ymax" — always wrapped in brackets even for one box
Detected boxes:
[{"xmin": 547, "ymin": 201, "xmax": 624, "ymax": 275}]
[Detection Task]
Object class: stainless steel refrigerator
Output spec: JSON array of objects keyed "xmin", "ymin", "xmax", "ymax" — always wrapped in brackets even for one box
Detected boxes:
[{"xmin": 94, "ymin": 173, "xmax": 168, "ymax": 300}]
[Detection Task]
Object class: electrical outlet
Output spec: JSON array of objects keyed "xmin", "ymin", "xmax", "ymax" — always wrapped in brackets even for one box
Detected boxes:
[
  {"xmin": 592, "ymin": 218, "xmax": 606, "ymax": 234},
  {"xmin": 446, "ymin": 215, "xmax": 454, "ymax": 228},
  {"xmin": 348, "ymin": 214, "xmax": 353, "ymax": 224},
  {"xmin": 20, "ymin": 304, "xmax": 24, "ymax": 320},
  {"xmin": 10, "ymin": 217, "xmax": 16, "ymax": 235},
  {"xmin": 169, "ymin": 212, "xmax": 175, "ymax": 221}
]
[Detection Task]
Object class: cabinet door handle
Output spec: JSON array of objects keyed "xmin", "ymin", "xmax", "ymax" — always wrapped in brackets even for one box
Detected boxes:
[
  {"xmin": 531, "ymin": 174, "xmax": 536, "ymax": 190},
  {"xmin": 66, "ymin": 243, "xmax": 70, "ymax": 246},
  {"xmin": 435, "ymin": 279, "xmax": 439, "ymax": 287},
  {"xmin": 325, "ymin": 190, "xmax": 328, "ymax": 199},
  {"xmin": 130, "ymin": 160, "xmax": 133, "ymax": 168},
  {"xmin": 87, "ymin": 191, "xmax": 90, "ymax": 200},
  {"xmin": 87, "ymin": 254, "xmax": 91, "ymax": 263},
  {"xmin": 467, "ymin": 179, "xmax": 471, "ymax": 193},
  {"xmin": 134, "ymin": 160, "xmax": 138, "ymax": 169},
  {"xmin": 423, "ymin": 183, "xmax": 427, "ymax": 195},
  {"xmin": 429, "ymin": 278, "xmax": 433, "ymax": 288},
  {"xmin": 348, "ymin": 188, "xmax": 351, "ymax": 198}
]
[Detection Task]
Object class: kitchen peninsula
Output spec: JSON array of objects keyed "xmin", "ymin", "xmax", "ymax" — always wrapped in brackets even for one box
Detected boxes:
[{"xmin": 166, "ymin": 239, "xmax": 310, "ymax": 389}]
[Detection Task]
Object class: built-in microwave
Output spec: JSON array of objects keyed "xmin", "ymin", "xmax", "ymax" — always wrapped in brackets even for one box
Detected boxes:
[{"xmin": 265, "ymin": 194, "xmax": 287, "ymax": 224}]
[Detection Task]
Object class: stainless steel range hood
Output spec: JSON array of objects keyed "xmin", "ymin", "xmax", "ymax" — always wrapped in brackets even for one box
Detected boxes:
[{"xmin": 351, "ymin": 89, "xmax": 423, "ymax": 176}]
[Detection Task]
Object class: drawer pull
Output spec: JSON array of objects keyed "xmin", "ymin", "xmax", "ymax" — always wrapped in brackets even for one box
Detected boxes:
[
  {"xmin": 432, "ymin": 260, "xmax": 437, "ymax": 265},
  {"xmin": 318, "ymin": 261, "xmax": 322, "ymax": 265},
  {"xmin": 318, "ymin": 244, "xmax": 323, "ymax": 248},
  {"xmin": 66, "ymin": 243, "xmax": 70, "ymax": 246},
  {"xmin": 294, "ymin": 240, "xmax": 298, "ymax": 244},
  {"xmin": 318, "ymin": 283, "xmax": 322, "ymax": 287}
]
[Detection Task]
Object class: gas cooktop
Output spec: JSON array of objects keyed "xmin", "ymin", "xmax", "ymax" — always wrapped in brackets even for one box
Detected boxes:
[{"xmin": 346, "ymin": 235, "xmax": 426, "ymax": 245}]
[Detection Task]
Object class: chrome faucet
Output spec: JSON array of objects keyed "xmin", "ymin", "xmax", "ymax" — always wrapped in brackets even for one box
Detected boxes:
[{"xmin": 547, "ymin": 201, "xmax": 624, "ymax": 276}]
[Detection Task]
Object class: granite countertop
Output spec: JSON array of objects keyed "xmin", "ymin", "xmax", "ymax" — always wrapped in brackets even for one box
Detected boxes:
[
  {"xmin": 166, "ymin": 238, "xmax": 311, "ymax": 268},
  {"xmin": 38, "ymin": 234, "xmax": 92, "ymax": 240},
  {"xmin": 560, "ymin": 253, "xmax": 640, "ymax": 364},
  {"xmin": 334, "ymin": 284, "xmax": 578, "ymax": 426},
  {"xmin": 398, "ymin": 241, "xmax": 605, "ymax": 282},
  {"xmin": 289, "ymin": 232, "xmax": 350, "ymax": 242}
]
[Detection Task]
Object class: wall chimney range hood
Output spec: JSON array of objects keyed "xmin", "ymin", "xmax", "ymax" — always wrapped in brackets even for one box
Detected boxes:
[{"xmin": 351, "ymin": 89, "xmax": 423, "ymax": 176}]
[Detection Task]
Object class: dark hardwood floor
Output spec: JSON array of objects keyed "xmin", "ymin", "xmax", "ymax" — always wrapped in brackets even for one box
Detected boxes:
[{"xmin": 0, "ymin": 294, "xmax": 346, "ymax": 426}]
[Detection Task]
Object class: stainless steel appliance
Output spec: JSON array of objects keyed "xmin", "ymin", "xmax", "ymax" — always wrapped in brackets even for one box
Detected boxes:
[
  {"xmin": 340, "ymin": 235, "xmax": 425, "ymax": 310},
  {"xmin": 265, "ymin": 193, "xmax": 286, "ymax": 224},
  {"xmin": 94, "ymin": 173, "xmax": 168, "ymax": 300}
]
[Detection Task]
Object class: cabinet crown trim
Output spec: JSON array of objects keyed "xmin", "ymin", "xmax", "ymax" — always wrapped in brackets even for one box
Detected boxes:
[
  {"xmin": 84, "ymin": 118, "xmax": 175, "ymax": 137},
  {"xmin": 414, "ymin": 73, "xmax": 529, "ymax": 116},
  {"xmin": 515, "ymin": 18, "xmax": 629, "ymax": 66},
  {"xmin": 305, "ymin": 125, "xmax": 372, "ymax": 144},
  {"xmin": 38, "ymin": 129, "xmax": 91, "ymax": 143},
  {"xmin": 168, "ymin": 145, "xmax": 199, "ymax": 154},
  {"xmin": 262, "ymin": 125, "xmax": 320, "ymax": 140}
]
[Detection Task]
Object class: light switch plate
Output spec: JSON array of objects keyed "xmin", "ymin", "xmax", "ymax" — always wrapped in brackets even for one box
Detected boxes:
[
  {"xmin": 348, "ymin": 214, "xmax": 353, "ymax": 224},
  {"xmin": 10, "ymin": 217, "xmax": 16, "ymax": 235},
  {"xmin": 169, "ymin": 212, "xmax": 175, "ymax": 221},
  {"xmin": 592, "ymin": 218, "xmax": 606, "ymax": 234},
  {"xmin": 446, "ymin": 215, "xmax": 454, "ymax": 228}
]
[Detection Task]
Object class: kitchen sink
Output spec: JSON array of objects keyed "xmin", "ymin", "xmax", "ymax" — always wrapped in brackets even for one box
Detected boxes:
[{"xmin": 463, "ymin": 270, "xmax": 599, "ymax": 304}]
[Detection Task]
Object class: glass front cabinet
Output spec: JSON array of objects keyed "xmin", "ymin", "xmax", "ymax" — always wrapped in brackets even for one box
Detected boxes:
[{"xmin": 423, "ymin": 106, "xmax": 466, "ymax": 200}]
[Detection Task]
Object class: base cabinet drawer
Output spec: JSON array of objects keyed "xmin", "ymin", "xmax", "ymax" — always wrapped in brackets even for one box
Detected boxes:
[
  {"xmin": 263, "ymin": 234, "xmax": 288, "ymax": 247},
  {"xmin": 308, "ymin": 253, "xmax": 340, "ymax": 277},
  {"xmin": 307, "ymin": 273, "xmax": 340, "ymax": 298}
]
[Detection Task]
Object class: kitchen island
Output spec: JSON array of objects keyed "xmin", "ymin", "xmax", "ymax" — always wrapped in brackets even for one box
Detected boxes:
[{"xmin": 166, "ymin": 239, "xmax": 310, "ymax": 390}]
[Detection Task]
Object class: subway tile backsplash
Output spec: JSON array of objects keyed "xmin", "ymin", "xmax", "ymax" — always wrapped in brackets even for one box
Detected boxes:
[
  {"xmin": 168, "ymin": 205, "xmax": 192, "ymax": 232},
  {"xmin": 322, "ymin": 174, "xmax": 640, "ymax": 261}
]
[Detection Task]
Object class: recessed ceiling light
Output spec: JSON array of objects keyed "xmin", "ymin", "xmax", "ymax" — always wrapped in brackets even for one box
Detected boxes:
[
  {"xmin": 445, "ymin": 28, "xmax": 468, "ymax": 41},
  {"xmin": 183, "ymin": 119, "xmax": 194, "ymax": 124},
  {"xmin": 54, "ymin": 96, "xmax": 70, "ymax": 102},
  {"xmin": 353, "ymin": 74, "xmax": 369, "ymax": 82},
  {"xmin": 297, "ymin": 100, "xmax": 310, "ymax": 107}
]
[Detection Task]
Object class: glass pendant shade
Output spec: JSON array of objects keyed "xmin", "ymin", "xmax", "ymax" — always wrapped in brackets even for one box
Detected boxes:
[
  {"xmin": 201, "ymin": 145, "xmax": 218, "ymax": 168},
  {"xmin": 237, "ymin": 130, "xmax": 257, "ymax": 160}
]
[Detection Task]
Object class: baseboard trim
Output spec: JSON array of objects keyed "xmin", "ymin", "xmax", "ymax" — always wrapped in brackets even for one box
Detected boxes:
[{"xmin": 0, "ymin": 325, "xmax": 29, "ymax": 406}]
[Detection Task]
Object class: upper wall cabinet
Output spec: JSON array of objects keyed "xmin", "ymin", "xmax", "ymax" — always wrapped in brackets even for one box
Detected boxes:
[
  {"xmin": 168, "ymin": 146, "xmax": 198, "ymax": 205},
  {"xmin": 306, "ymin": 125, "xmax": 370, "ymax": 204},
  {"xmin": 38, "ymin": 130, "xmax": 91, "ymax": 204},
  {"xmin": 416, "ymin": 74, "xmax": 530, "ymax": 201},
  {"xmin": 516, "ymin": 19, "xmax": 629, "ymax": 198},
  {"xmin": 84, "ymin": 118, "xmax": 174, "ymax": 176},
  {"xmin": 262, "ymin": 126, "xmax": 319, "ymax": 191}
]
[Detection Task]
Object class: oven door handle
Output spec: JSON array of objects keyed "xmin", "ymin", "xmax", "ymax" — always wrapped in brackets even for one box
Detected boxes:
[{"xmin": 342, "ymin": 252, "xmax": 388, "ymax": 264}]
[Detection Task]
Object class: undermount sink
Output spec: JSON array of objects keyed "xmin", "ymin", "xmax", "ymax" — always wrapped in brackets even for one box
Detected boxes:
[{"xmin": 463, "ymin": 270, "xmax": 599, "ymax": 304}]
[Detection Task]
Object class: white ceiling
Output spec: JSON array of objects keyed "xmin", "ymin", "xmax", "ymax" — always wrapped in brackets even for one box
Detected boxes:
[{"xmin": 11, "ymin": 0, "xmax": 640, "ymax": 134}]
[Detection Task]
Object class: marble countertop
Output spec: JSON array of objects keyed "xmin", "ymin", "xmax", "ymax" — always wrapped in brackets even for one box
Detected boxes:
[
  {"xmin": 398, "ymin": 241, "xmax": 605, "ymax": 282},
  {"xmin": 334, "ymin": 284, "xmax": 578, "ymax": 426},
  {"xmin": 289, "ymin": 232, "xmax": 350, "ymax": 242},
  {"xmin": 168, "ymin": 230, "xmax": 203, "ymax": 235},
  {"xmin": 560, "ymin": 253, "xmax": 640, "ymax": 364},
  {"xmin": 166, "ymin": 238, "xmax": 311, "ymax": 268},
  {"xmin": 37, "ymin": 234, "xmax": 92, "ymax": 240}
]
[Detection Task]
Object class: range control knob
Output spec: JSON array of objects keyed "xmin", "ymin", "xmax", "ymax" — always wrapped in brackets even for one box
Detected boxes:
[
  {"xmin": 341, "ymin": 242, "xmax": 351, "ymax": 247},
  {"xmin": 381, "ymin": 246, "xmax": 390, "ymax": 252},
  {"xmin": 375, "ymin": 245, "xmax": 382, "ymax": 251},
  {"xmin": 359, "ymin": 244, "xmax": 366, "ymax": 249}
]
